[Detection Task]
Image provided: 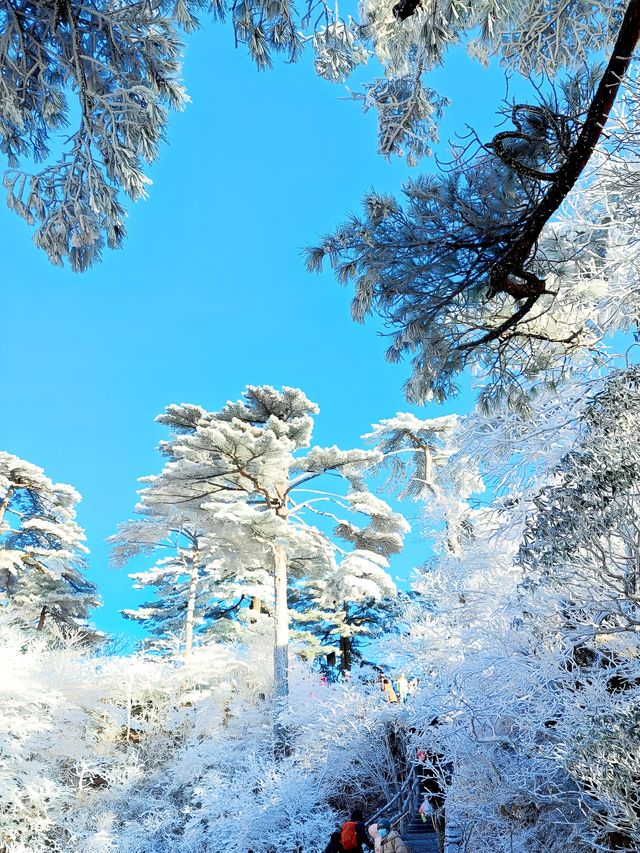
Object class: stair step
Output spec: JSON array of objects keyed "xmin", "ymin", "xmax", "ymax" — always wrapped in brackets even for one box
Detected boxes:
[{"xmin": 403, "ymin": 834, "xmax": 440, "ymax": 853}]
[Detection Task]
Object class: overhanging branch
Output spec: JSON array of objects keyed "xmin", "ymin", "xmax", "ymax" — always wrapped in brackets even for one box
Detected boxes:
[{"xmin": 489, "ymin": 0, "xmax": 640, "ymax": 300}]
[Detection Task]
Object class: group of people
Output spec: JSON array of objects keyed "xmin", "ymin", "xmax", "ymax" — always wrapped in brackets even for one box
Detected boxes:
[
  {"xmin": 378, "ymin": 673, "xmax": 418, "ymax": 704},
  {"xmin": 322, "ymin": 809, "xmax": 411, "ymax": 853}
]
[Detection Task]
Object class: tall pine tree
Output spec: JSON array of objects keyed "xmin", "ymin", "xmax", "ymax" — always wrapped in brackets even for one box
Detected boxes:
[{"xmin": 117, "ymin": 385, "xmax": 408, "ymax": 752}]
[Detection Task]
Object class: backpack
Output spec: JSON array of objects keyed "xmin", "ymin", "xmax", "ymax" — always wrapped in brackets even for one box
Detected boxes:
[{"xmin": 341, "ymin": 820, "xmax": 359, "ymax": 851}]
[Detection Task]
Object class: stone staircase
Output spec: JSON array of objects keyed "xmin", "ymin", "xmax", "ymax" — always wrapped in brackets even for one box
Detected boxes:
[{"xmin": 403, "ymin": 810, "xmax": 439, "ymax": 853}]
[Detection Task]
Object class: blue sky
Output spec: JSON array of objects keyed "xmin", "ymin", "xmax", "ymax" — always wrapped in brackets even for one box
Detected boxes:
[{"xmin": 0, "ymin": 20, "xmax": 509, "ymax": 637}]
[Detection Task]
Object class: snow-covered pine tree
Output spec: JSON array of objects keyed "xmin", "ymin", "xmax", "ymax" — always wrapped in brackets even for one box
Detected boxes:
[
  {"xmin": 366, "ymin": 411, "xmax": 484, "ymax": 555},
  {"xmin": 126, "ymin": 385, "xmax": 408, "ymax": 752},
  {"xmin": 0, "ymin": 452, "xmax": 99, "ymax": 637},
  {"xmin": 111, "ymin": 516, "xmax": 271, "ymax": 656},
  {"xmin": 290, "ymin": 547, "xmax": 401, "ymax": 673}
]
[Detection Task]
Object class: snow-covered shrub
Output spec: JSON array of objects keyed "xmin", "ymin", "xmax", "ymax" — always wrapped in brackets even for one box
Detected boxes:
[{"xmin": 0, "ymin": 613, "xmax": 403, "ymax": 853}]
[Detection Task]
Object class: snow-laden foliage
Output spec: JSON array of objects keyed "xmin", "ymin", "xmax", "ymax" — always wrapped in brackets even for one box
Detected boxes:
[
  {"xmin": 404, "ymin": 539, "xmax": 640, "ymax": 852},
  {"xmin": 0, "ymin": 0, "xmax": 343, "ymax": 269},
  {"xmin": 0, "ymin": 0, "xmax": 306, "ymax": 270},
  {"xmin": 5, "ymin": 0, "xmax": 635, "ymax": 271},
  {"xmin": 0, "ymin": 611, "xmax": 405, "ymax": 853},
  {"xmin": 0, "ymin": 451, "xmax": 99, "ymax": 637},
  {"xmin": 520, "ymin": 365, "xmax": 640, "ymax": 642},
  {"xmin": 312, "ymin": 19, "xmax": 369, "ymax": 83},
  {"xmin": 0, "ymin": 0, "xmax": 193, "ymax": 271},
  {"xmin": 359, "ymin": 0, "xmax": 624, "ymax": 80},
  {"xmin": 353, "ymin": 71, "xmax": 449, "ymax": 164}
]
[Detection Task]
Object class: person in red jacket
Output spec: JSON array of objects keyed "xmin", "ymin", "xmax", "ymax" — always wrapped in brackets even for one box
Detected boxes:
[{"xmin": 341, "ymin": 809, "xmax": 374, "ymax": 852}]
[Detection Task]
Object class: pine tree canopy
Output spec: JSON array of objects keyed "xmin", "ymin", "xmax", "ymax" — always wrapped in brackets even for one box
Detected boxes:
[
  {"xmin": 0, "ymin": 452, "xmax": 100, "ymax": 636},
  {"xmin": 307, "ymin": 0, "xmax": 640, "ymax": 405},
  {"xmin": 111, "ymin": 385, "xmax": 409, "ymax": 656}
]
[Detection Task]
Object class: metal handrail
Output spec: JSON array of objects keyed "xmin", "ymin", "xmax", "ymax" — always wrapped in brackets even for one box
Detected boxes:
[{"xmin": 398, "ymin": 777, "xmax": 420, "ymax": 836}]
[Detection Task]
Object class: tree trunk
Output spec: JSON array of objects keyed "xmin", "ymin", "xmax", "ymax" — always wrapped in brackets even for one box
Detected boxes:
[
  {"xmin": 434, "ymin": 812, "xmax": 446, "ymax": 853},
  {"xmin": 340, "ymin": 634, "xmax": 352, "ymax": 672},
  {"xmin": 273, "ymin": 538, "xmax": 289, "ymax": 756},
  {"xmin": 36, "ymin": 606, "xmax": 47, "ymax": 632},
  {"xmin": 184, "ymin": 551, "xmax": 199, "ymax": 658},
  {"xmin": 489, "ymin": 0, "xmax": 640, "ymax": 299},
  {"xmin": 0, "ymin": 484, "xmax": 15, "ymax": 528},
  {"xmin": 622, "ymin": 539, "xmax": 636, "ymax": 597}
]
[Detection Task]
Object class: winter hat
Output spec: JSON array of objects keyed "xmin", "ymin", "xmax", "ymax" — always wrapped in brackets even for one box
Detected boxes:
[{"xmin": 378, "ymin": 819, "xmax": 391, "ymax": 830}]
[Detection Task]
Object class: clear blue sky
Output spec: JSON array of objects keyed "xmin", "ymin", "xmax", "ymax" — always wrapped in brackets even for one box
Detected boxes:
[{"xmin": 0, "ymin": 21, "xmax": 508, "ymax": 637}]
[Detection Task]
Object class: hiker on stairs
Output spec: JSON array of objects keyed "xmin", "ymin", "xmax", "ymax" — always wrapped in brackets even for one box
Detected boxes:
[
  {"xmin": 341, "ymin": 808, "xmax": 374, "ymax": 852},
  {"xmin": 376, "ymin": 818, "xmax": 411, "ymax": 853}
]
